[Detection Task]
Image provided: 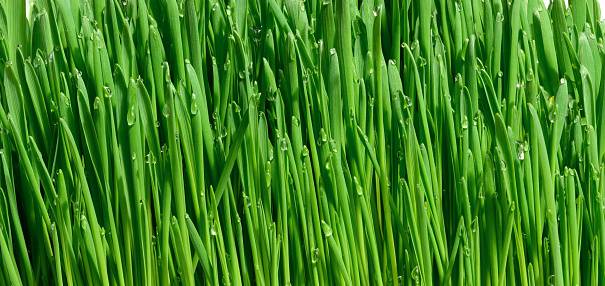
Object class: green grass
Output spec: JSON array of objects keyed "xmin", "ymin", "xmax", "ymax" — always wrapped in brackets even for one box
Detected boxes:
[{"xmin": 0, "ymin": 0, "xmax": 605, "ymax": 285}]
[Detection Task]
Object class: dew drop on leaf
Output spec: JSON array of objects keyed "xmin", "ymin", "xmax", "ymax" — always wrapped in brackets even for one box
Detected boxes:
[
  {"xmin": 93, "ymin": 97, "xmax": 101, "ymax": 109},
  {"xmin": 411, "ymin": 266, "xmax": 420, "ymax": 281},
  {"xmin": 461, "ymin": 116, "xmax": 469, "ymax": 129},
  {"xmin": 163, "ymin": 103, "xmax": 171, "ymax": 118},
  {"xmin": 190, "ymin": 93, "xmax": 198, "ymax": 114},
  {"xmin": 311, "ymin": 248, "xmax": 319, "ymax": 262},
  {"xmin": 321, "ymin": 220, "xmax": 332, "ymax": 237},
  {"xmin": 127, "ymin": 104, "xmax": 136, "ymax": 126}
]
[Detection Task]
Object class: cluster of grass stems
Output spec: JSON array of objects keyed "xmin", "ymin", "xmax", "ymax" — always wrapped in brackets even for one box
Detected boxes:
[{"xmin": 1, "ymin": 0, "xmax": 605, "ymax": 285}]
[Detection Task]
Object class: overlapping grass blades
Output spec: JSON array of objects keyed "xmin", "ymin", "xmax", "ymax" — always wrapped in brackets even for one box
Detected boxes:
[{"xmin": 0, "ymin": 0, "xmax": 605, "ymax": 285}]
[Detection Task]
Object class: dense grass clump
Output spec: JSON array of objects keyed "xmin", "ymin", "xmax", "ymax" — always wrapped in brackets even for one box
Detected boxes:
[{"xmin": 1, "ymin": 0, "xmax": 605, "ymax": 285}]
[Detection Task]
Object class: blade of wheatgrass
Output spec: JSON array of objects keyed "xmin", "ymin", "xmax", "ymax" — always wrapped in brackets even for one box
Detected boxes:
[
  {"xmin": 548, "ymin": 80, "xmax": 568, "ymax": 174},
  {"xmin": 23, "ymin": 59, "xmax": 52, "ymax": 153},
  {"xmin": 51, "ymin": 222, "xmax": 63, "ymax": 286},
  {"xmin": 356, "ymin": 125, "xmax": 381, "ymax": 177},
  {"xmin": 527, "ymin": 104, "xmax": 564, "ymax": 286},
  {"xmin": 186, "ymin": 59, "xmax": 219, "ymax": 186},
  {"xmin": 372, "ymin": 7, "xmax": 399, "ymax": 286},
  {"xmin": 214, "ymin": 107, "xmax": 250, "ymax": 202},
  {"xmin": 163, "ymin": 73, "xmax": 194, "ymax": 285},
  {"xmin": 0, "ymin": 222, "xmax": 22, "ymax": 286},
  {"xmin": 504, "ymin": 0, "xmax": 521, "ymax": 127},
  {"xmin": 564, "ymin": 167, "xmax": 580, "ymax": 286},
  {"xmin": 321, "ymin": 221, "xmax": 353, "ymax": 286},
  {"xmin": 0, "ymin": 142, "xmax": 35, "ymax": 286},
  {"xmin": 5, "ymin": 0, "xmax": 26, "ymax": 60},
  {"xmin": 1, "ymin": 0, "xmax": 605, "ymax": 285},
  {"xmin": 185, "ymin": 214, "xmax": 214, "ymax": 284},
  {"xmin": 0, "ymin": 107, "xmax": 51, "ymax": 231},
  {"xmin": 59, "ymin": 118, "xmax": 110, "ymax": 286},
  {"xmin": 163, "ymin": 0, "xmax": 186, "ymax": 83}
]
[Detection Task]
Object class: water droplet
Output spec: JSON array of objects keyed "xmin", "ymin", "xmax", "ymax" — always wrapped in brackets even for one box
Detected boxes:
[
  {"xmin": 219, "ymin": 125, "xmax": 227, "ymax": 138},
  {"xmin": 458, "ymin": 223, "xmax": 465, "ymax": 237},
  {"xmin": 354, "ymin": 176, "xmax": 363, "ymax": 196},
  {"xmin": 330, "ymin": 48, "xmax": 336, "ymax": 55},
  {"xmin": 163, "ymin": 103, "xmax": 171, "ymax": 118},
  {"xmin": 516, "ymin": 141, "xmax": 525, "ymax": 160},
  {"xmin": 267, "ymin": 88, "xmax": 276, "ymax": 101},
  {"xmin": 292, "ymin": 116, "xmax": 299, "ymax": 126},
  {"xmin": 461, "ymin": 116, "xmax": 469, "ymax": 129},
  {"xmin": 302, "ymin": 145, "xmax": 309, "ymax": 157},
  {"xmin": 265, "ymin": 161, "xmax": 271, "ymax": 177},
  {"xmin": 411, "ymin": 266, "xmax": 420, "ymax": 281},
  {"xmin": 280, "ymin": 138, "xmax": 288, "ymax": 151},
  {"xmin": 411, "ymin": 40, "xmax": 419, "ymax": 50},
  {"xmin": 403, "ymin": 95, "xmax": 412, "ymax": 108},
  {"xmin": 500, "ymin": 159, "xmax": 507, "ymax": 171},
  {"xmin": 127, "ymin": 104, "xmax": 136, "ymax": 125},
  {"xmin": 454, "ymin": 74, "xmax": 462, "ymax": 83},
  {"xmin": 319, "ymin": 128, "xmax": 328, "ymax": 145},
  {"xmin": 549, "ymin": 105, "xmax": 558, "ymax": 123},
  {"xmin": 132, "ymin": 152, "xmax": 136, "ymax": 160},
  {"xmin": 33, "ymin": 56, "xmax": 42, "ymax": 67},
  {"xmin": 93, "ymin": 97, "xmax": 101, "ymax": 109},
  {"xmin": 311, "ymin": 248, "xmax": 319, "ymax": 262},
  {"xmin": 210, "ymin": 222, "xmax": 217, "ymax": 236},
  {"xmin": 471, "ymin": 217, "xmax": 478, "ymax": 232},
  {"xmin": 321, "ymin": 220, "xmax": 333, "ymax": 237},
  {"xmin": 62, "ymin": 94, "xmax": 71, "ymax": 106},
  {"xmin": 373, "ymin": 5, "xmax": 381, "ymax": 17},
  {"xmin": 329, "ymin": 139, "xmax": 338, "ymax": 153},
  {"xmin": 497, "ymin": 70, "xmax": 503, "ymax": 77},
  {"xmin": 419, "ymin": 57, "xmax": 427, "ymax": 66},
  {"xmin": 190, "ymin": 93, "xmax": 198, "ymax": 114},
  {"xmin": 104, "ymin": 86, "xmax": 113, "ymax": 98},
  {"xmin": 464, "ymin": 246, "xmax": 471, "ymax": 256}
]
